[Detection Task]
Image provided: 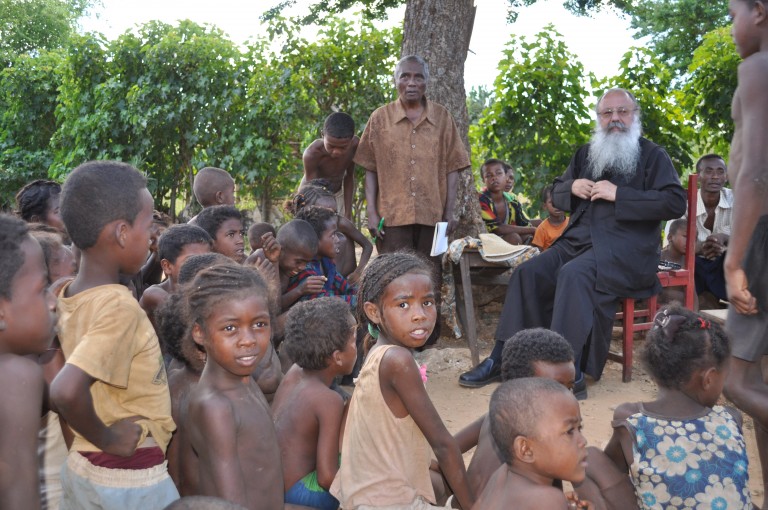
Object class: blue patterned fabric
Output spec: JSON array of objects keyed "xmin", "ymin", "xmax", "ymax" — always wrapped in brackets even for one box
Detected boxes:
[{"xmin": 625, "ymin": 405, "xmax": 751, "ymax": 509}]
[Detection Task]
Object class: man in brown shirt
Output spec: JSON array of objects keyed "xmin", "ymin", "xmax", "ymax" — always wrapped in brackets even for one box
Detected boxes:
[{"xmin": 356, "ymin": 54, "xmax": 470, "ymax": 257}]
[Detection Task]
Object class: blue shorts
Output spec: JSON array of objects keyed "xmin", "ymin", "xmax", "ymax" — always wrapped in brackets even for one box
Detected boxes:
[{"xmin": 285, "ymin": 470, "xmax": 339, "ymax": 510}]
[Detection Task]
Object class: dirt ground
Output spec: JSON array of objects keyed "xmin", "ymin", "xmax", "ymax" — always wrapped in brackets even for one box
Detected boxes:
[{"xmin": 415, "ymin": 301, "xmax": 765, "ymax": 507}]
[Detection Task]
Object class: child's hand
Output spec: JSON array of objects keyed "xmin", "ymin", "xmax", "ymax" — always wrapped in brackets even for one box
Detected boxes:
[
  {"xmin": 261, "ymin": 232, "xmax": 281, "ymax": 264},
  {"xmin": 565, "ymin": 491, "xmax": 594, "ymax": 510},
  {"xmin": 301, "ymin": 275, "xmax": 327, "ymax": 295},
  {"xmin": 346, "ymin": 267, "xmax": 363, "ymax": 285},
  {"xmin": 252, "ymin": 257, "xmax": 278, "ymax": 282},
  {"xmin": 104, "ymin": 416, "xmax": 145, "ymax": 457}
]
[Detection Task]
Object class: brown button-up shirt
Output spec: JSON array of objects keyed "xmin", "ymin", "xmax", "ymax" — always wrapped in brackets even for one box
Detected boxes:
[{"xmin": 355, "ymin": 98, "xmax": 470, "ymax": 227}]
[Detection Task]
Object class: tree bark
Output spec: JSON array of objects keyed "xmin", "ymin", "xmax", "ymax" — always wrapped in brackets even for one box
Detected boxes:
[{"xmin": 401, "ymin": 0, "xmax": 483, "ymax": 239}]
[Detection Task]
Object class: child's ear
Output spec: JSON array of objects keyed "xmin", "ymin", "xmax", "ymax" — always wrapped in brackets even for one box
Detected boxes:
[
  {"xmin": 215, "ymin": 190, "xmax": 224, "ymax": 204},
  {"xmin": 160, "ymin": 259, "xmax": 173, "ymax": 276},
  {"xmin": 700, "ymin": 366, "xmax": 719, "ymax": 391},
  {"xmin": 513, "ymin": 435, "xmax": 536, "ymax": 465},
  {"xmin": 755, "ymin": 0, "xmax": 767, "ymax": 22},
  {"xmin": 363, "ymin": 301, "xmax": 380, "ymax": 324},
  {"xmin": 331, "ymin": 349, "xmax": 344, "ymax": 367},
  {"xmin": 115, "ymin": 221, "xmax": 129, "ymax": 248},
  {"xmin": 191, "ymin": 322, "xmax": 206, "ymax": 347}
]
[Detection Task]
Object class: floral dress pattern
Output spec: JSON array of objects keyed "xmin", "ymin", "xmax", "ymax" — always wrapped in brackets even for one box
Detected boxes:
[{"xmin": 624, "ymin": 405, "xmax": 751, "ymax": 510}]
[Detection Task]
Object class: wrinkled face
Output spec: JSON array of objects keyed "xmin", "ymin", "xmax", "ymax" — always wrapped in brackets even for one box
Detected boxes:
[
  {"xmin": 532, "ymin": 361, "xmax": 576, "ymax": 391},
  {"xmin": 396, "ymin": 60, "xmax": 427, "ymax": 104},
  {"xmin": 44, "ymin": 194, "xmax": 66, "ymax": 233},
  {"xmin": 596, "ymin": 90, "xmax": 638, "ymax": 135},
  {"xmin": 323, "ymin": 135, "xmax": 354, "ymax": 159},
  {"xmin": 544, "ymin": 196, "xmax": 564, "ymax": 221},
  {"xmin": 48, "ymin": 245, "xmax": 77, "ymax": 283},
  {"xmin": 730, "ymin": 0, "xmax": 762, "ymax": 59},
  {"xmin": 122, "ymin": 189, "xmax": 155, "ymax": 275},
  {"xmin": 528, "ymin": 391, "xmax": 588, "ymax": 483},
  {"xmin": 195, "ymin": 293, "xmax": 271, "ymax": 378},
  {"xmin": 0, "ymin": 237, "xmax": 57, "ymax": 355},
  {"xmin": 317, "ymin": 218, "xmax": 341, "ymax": 259},
  {"xmin": 669, "ymin": 229, "xmax": 688, "ymax": 255},
  {"xmin": 214, "ymin": 218, "xmax": 245, "ymax": 264},
  {"xmin": 697, "ymin": 157, "xmax": 727, "ymax": 194},
  {"xmin": 483, "ymin": 163, "xmax": 507, "ymax": 193},
  {"xmin": 279, "ymin": 245, "xmax": 315, "ymax": 277},
  {"xmin": 371, "ymin": 272, "xmax": 436, "ymax": 349}
]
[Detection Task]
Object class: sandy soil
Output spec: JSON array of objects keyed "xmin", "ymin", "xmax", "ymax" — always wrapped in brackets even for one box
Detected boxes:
[{"xmin": 414, "ymin": 302, "xmax": 765, "ymax": 507}]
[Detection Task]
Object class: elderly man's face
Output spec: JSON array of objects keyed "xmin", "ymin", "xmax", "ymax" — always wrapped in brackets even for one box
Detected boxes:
[
  {"xmin": 597, "ymin": 90, "xmax": 637, "ymax": 135},
  {"xmin": 396, "ymin": 60, "xmax": 427, "ymax": 104}
]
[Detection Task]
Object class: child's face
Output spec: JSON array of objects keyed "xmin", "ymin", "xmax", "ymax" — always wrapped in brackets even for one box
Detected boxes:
[
  {"xmin": 532, "ymin": 361, "xmax": 576, "ymax": 391},
  {"xmin": 323, "ymin": 135, "xmax": 354, "ymax": 159},
  {"xmin": 729, "ymin": 0, "xmax": 763, "ymax": 59},
  {"xmin": 45, "ymin": 194, "xmax": 66, "ymax": 233},
  {"xmin": 669, "ymin": 229, "xmax": 687, "ymax": 255},
  {"xmin": 196, "ymin": 293, "xmax": 271, "ymax": 378},
  {"xmin": 544, "ymin": 196, "xmax": 564, "ymax": 221},
  {"xmin": 214, "ymin": 218, "xmax": 245, "ymax": 264},
  {"xmin": 504, "ymin": 170, "xmax": 515, "ymax": 192},
  {"xmin": 279, "ymin": 245, "xmax": 315, "ymax": 276},
  {"xmin": 0, "ymin": 237, "xmax": 57, "ymax": 355},
  {"xmin": 527, "ymin": 391, "xmax": 587, "ymax": 483},
  {"xmin": 166, "ymin": 242, "xmax": 212, "ymax": 283},
  {"xmin": 48, "ymin": 245, "xmax": 77, "ymax": 283},
  {"xmin": 317, "ymin": 218, "xmax": 341, "ymax": 259},
  {"xmin": 482, "ymin": 164, "xmax": 507, "ymax": 193},
  {"xmin": 221, "ymin": 182, "xmax": 236, "ymax": 206},
  {"xmin": 338, "ymin": 315, "xmax": 358, "ymax": 375},
  {"xmin": 121, "ymin": 189, "xmax": 155, "ymax": 274},
  {"xmin": 370, "ymin": 271, "xmax": 436, "ymax": 349}
]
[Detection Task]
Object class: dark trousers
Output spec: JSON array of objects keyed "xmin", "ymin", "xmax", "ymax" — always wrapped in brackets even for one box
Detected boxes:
[
  {"xmin": 494, "ymin": 244, "xmax": 619, "ymax": 380},
  {"xmin": 695, "ymin": 254, "xmax": 727, "ymax": 302},
  {"xmin": 378, "ymin": 224, "xmax": 442, "ymax": 345}
]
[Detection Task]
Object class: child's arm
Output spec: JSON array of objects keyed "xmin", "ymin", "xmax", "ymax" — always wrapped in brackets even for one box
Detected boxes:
[
  {"xmin": 281, "ymin": 271, "xmax": 326, "ymax": 309},
  {"xmin": 190, "ymin": 394, "xmax": 249, "ymax": 506},
  {"xmin": 0, "ymin": 357, "xmax": 44, "ymax": 510},
  {"xmin": 314, "ymin": 391, "xmax": 346, "ymax": 489},
  {"xmin": 260, "ymin": 232, "xmax": 281, "ymax": 264},
  {"xmin": 302, "ymin": 141, "xmax": 321, "ymax": 183},
  {"xmin": 338, "ymin": 217, "xmax": 373, "ymax": 285},
  {"xmin": 603, "ymin": 403, "xmax": 639, "ymax": 473},
  {"xmin": 452, "ymin": 415, "xmax": 484, "ymax": 454},
  {"xmin": 343, "ymin": 161, "xmax": 355, "ymax": 221},
  {"xmin": 51, "ymin": 364, "xmax": 144, "ymax": 456},
  {"xmin": 382, "ymin": 348, "xmax": 475, "ymax": 509}
]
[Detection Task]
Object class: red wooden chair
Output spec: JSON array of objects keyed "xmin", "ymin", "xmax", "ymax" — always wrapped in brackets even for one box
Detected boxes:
[{"xmin": 609, "ymin": 173, "xmax": 698, "ymax": 382}]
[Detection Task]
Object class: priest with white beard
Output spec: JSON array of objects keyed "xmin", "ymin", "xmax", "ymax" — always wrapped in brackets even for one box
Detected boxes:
[{"xmin": 459, "ymin": 88, "xmax": 687, "ymax": 398}]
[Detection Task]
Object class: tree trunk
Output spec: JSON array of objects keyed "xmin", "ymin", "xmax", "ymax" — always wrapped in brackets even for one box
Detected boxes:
[{"xmin": 401, "ymin": 0, "xmax": 483, "ymax": 239}]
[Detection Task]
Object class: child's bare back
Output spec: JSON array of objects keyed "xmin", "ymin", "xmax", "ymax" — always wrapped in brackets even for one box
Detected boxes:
[
  {"xmin": 472, "ymin": 464, "xmax": 571, "ymax": 510},
  {"xmin": 302, "ymin": 137, "xmax": 358, "ymax": 194}
]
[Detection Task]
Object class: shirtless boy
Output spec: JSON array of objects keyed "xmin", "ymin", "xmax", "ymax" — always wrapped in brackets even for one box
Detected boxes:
[
  {"xmin": 472, "ymin": 378, "xmax": 588, "ymax": 510},
  {"xmin": 302, "ymin": 112, "xmax": 359, "ymax": 219},
  {"xmin": 723, "ymin": 0, "xmax": 768, "ymax": 504}
]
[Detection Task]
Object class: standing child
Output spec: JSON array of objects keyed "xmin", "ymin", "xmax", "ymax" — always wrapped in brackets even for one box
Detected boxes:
[
  {"xmin": 330, "ymin": 252, "xmax": 475, "ymax": 509},
  {"xmin": 293, "ymin": 181, "xmax": 373, "ymax": 284},
  {"xmin": 472, "ymin": 377, "xmax": 589, "ymax": 510},
  {"xmin": 15, "ymin": 179, "xmax": 67, "ymax": 233},
  {"xmin": 195, "ymin": 205, "xmax": 246, "ymax": 264},
  {"xmin": 602, "ymin": 305, "xmax": 751, "ymax": 509},
  {"xmin": 532, "ymin": 185, "xmax": 569, "ymax": 251},
  {"xmin": 50, "ymin": 161, "xmax": 178, "ymax": 509},
  {"xmin": 478, "ymin": 159, "xmax": 536, "ymax": 245},
  {"xmin": 291, "ymin": 205, "xmax": 357, "ymax": 306},
  {"xmin": 184, "ymin": 264, "xmax": 283, "ymax": 509},
  {"xmin": 140, "ymin": 224, "xmax": 213, "ymax": 328},
  {"xmin": 722, "ymin": 0, "xmax": 768, "ymax": 504},
  {"xmin": 272, "ymin": 297, "xmax": 357, "ymax": 509},
  {"xmin": 302, "ymin": 112, "xmax": 359, "ymax": 219},
  {"xmin": 0, "ymin": 214, "xmax": 58, "ymax": 510}
]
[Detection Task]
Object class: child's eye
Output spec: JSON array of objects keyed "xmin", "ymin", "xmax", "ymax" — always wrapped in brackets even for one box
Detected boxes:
[
  {"xmin": 223, "ymin": 325, "xmax": 236, "ymax": 332},
  {"xmin": 398, "ymin": 302, "xmax": 409, "ymax": 309},
  {"xmin": 254, "ymin": 321, "xmax": 269, "ymax": 328},
  {"xmin": 423, "ymin": 300, "xmax": 435, "ymax": 307}
]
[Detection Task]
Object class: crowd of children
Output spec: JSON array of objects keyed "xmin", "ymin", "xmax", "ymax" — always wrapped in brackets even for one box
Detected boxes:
[{"xmin": 2, "ymin": 49, "xmax": 767, "ymax": 510}]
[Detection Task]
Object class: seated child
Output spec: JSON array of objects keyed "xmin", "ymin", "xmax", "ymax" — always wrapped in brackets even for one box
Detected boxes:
[
  {"xmin": 50, "ymin": 161, "xmax": 178, "ymax": 508},
  {"xmin": 195, "ymin": 205, "xmax": 246, "ymax": 264},
  {"xmin": 503, "ymin": 163, "xmax": 515, "ymax": 193},
  {"xmin": 272, "ymin": 297, "xmax": 357, "ymax": 509},
  {"xmin": 276, "ymin": 219, "xmax": 323, "ymax": 311},
  {"xmin": 290, "ymin": 206, "xmax": 356, "ymax": 306},
  {"xmin": 246, "ymin": 222, "xmax": 276, "ymax": 254},
  {"xmin": 293, "ymin": 180, "xmax": 372, "ymax": 284},
  {"xmin": 472, "ymin": 377, "xmax": 589, "ymax": 510},
  {"xmin": 0, "ymin": 214, "xmax": 59, "ymax": 510},
  {"xmin": 479, "ymin": 159, "xmax": 536, "ymax": 245},
  {"xmin": 657, "ymin": 218, "xmax": 697, "ymax": 310},
  {"xmin": 532, "ymin": 185, "xmax": 568, "ymax": 251},
  {"xmin": 460, "ymin": 328, "xmax": 576, "ymax": 498},
  {"xmin": 594, "ymin": 304, "xmax": 752, "ymax": 509},
  {"xmin": 140, "ymin": 224, "xmax": 213, "ymax": 328},
  {"xmin": 301, "ymin": 112, "xmax": 359, "ymax": 219},
  {"xmin": 184, "ymin": 264, "xmax": 283, "ymax": 509},
  {"xmin": 192, "ymin": 166, "xmax": 235, "ymax": 209},
  {"xmin": 15, "ymin": 178, "xmax": 66, "ymax": 233},
  {"xmin": 330, "ymin": 252, "xmax": 475, "ymax": 510}
]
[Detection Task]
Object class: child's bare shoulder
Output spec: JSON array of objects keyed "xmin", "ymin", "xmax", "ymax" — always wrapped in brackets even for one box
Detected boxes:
[
  {"xmin": 0, "ymin": 354, "xmax": 43, "ymax": 390},
  {"xmin": 613, "ymin": 402, "xmax": 643, "ymax": 422}
]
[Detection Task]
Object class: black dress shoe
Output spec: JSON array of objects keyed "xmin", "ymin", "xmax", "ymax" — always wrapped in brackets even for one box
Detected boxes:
[
  {"xmin": 573, "ymin": 374, "xmax": 588, "ymax": 401},
  {"xmin": 459, "ymin": 358, "xmax": 501, "ymax": 388}
]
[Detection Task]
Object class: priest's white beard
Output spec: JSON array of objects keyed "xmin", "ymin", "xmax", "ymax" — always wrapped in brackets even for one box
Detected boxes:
[{"xmin": 588, "ymin": 119, "xmax": 642, "ymax": 181}]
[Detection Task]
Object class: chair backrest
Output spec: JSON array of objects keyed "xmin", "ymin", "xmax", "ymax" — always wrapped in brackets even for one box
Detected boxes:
[{"xmin": 682, "ymin": 173, "xmax": 698, "ymax": 270}]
